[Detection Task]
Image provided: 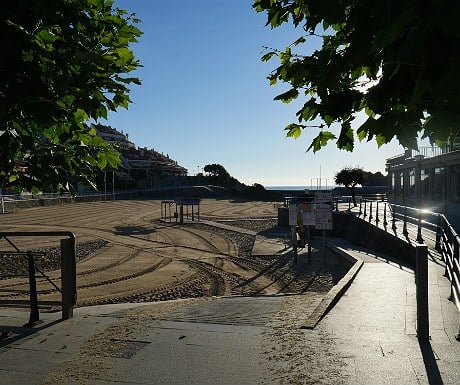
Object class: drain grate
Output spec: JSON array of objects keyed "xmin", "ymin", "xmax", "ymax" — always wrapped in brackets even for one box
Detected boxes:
[{"xmin": 162, "ymin": 297, "xmax": 285, "ymax": 326}]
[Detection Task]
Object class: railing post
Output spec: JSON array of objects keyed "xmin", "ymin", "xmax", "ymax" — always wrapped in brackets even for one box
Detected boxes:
[
  {"xmin": 369, "ymin": 201, "xmax": 373, "ymax": 222},
  {"xmin": 27, "ymin": 251, "xmax": 40, "ymax": 326},
  {"xmin": 375, "ymin": 201, "xmax": 379, "ymax": 225},
  {"xmin": 435, "ymin": 214, "xmax": 442, "ymax": 252},
  {"xmin": 403, "ymin": 206, "xmax": 408, "ymax": 236},
  {"xmin": 348, "ymin": 196, "xmax": 351, "ymax": 211},
  {"xmin": 1, "ymin": 196, "xmax": 4, "ymax": 214},
  {"xmin": 61, "ymin": 238, "xmax": 77, "ymax": 320},
  {"xmin": 455, "ymin": 237, "xmax": 460, "ymax": 341},
  {"xmin": 383, "ymin": 203, "xmax": 388, "ymax": 227},
  {"xmin": 363, "ymin": 199, "xmax": 367, "ymax": 217},
  {"xmin": 392, "ymin": 204, "xmax": 397, "ymax": 231},
  {"xmin": 359, "ymin": 198, "xmax": 362, "ymax": 216},
  {"xmin": 449, "ymin": 237, "xmax": 459, "ymax": 302},
  {"xmin": 416, "ymin": 244, "xmax": 429, "ymax": 341},
  {"xmin": 417, "ymin": 210, "xmax": 423, "ymax": 243}
]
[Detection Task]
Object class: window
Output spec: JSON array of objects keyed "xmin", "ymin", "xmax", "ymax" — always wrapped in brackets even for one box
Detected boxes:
[
  {"xmin": 434, "ymin": 167, "xmax": 445, "ymax": 196},
  {"xmin": 421, "ymin": 169, "xmax": 430, "ymax": 197},
  {"xmin": 409, "ymin": 168, "xmax": 415, "ymax": 196},
  {"xmin": 399, "ymin": 171, "xmax": 404, "ymax": 195}
]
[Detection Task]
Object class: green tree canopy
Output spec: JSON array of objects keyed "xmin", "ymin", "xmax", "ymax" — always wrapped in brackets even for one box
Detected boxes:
[
  {"xmin": 254, "ymin": 0, "xmax": 460, "ymax": 152},
  {"xmin": 203, "ymin": 164, "xmax": 230, "ymax": 178},
  {"xmin": 0, "ymin": 0, "xmax": 142, "ymax": 194},
  {"xmin": 362, "ymin": 171, "xmax": 387, "ymax": 186},
  {"xmin": 334, "ymin": 166, "xmax": 365, "ymax": 206}
]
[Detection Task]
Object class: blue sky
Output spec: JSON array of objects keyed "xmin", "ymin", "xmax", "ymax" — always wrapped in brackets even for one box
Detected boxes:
[{"xmin": 106, "ymin": 0, "xmax": 405, "ymax": 187}]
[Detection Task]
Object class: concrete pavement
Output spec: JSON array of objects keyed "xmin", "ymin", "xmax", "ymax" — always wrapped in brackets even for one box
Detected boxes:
[{"xmin": 1, "ymin": 237, "xmax": 459, "ymax": 384}]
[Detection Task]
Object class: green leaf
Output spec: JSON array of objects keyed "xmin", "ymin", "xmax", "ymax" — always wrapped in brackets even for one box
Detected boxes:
[
  {"xmin": 261, "ymin": 51, "xmax": 276, "ymax": 62},
  {"xmin": 423, "ymin": 112, "xmax": 460, "ymax": 141},
  {"xmin": 285, "ymin": 123, "xmax": 304, "ymax": 139},
  {"xmin": 375, "ymin": 134, "xmax": 388, "ymax": 148},
  {"xmin": 274, "ymin": 88, "xmax": 299, "ymax": 103},
  {"xmin": 336, "ymin": 125, "xmax": 354, "ymax": 151},
  {"xmin": 292, "ymin": 36, "xmax": 306, "ymax": 46},
  {"xmin": 74, "ymin": 109, "xmax": 89, "ymax": 124},
  {"xmin": 307, "ymin": 131, "xmax": 336, "ymax": 152}
]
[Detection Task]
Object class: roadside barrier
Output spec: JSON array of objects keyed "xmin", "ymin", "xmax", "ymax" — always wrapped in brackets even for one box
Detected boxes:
[{"xmin": 336, "ymin": 196, "xmax": 460, "ymax": 340}]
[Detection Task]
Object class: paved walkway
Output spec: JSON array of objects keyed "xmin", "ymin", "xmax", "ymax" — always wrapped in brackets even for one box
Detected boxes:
[{"xmin": 1, "ymin": 236, "xmax": 459, "ymax": 384}]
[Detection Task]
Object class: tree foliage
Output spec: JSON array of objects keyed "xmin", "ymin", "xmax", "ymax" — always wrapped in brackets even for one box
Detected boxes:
[
  {"xmin": 335, "ymin": 167, "xmax": 365, "ymax": 188},
  {"xmin": 0, "ymin": 0, "xmax": 142, "ymax": 193},
  {"xmin": 203, "ymin": 164, "xmax": 230, "ymax": 178},
  {"xmin": 254, "ymin": 0, "xmax": 460, "ymax": 152},
  {"xmin": 334, "ymin": 166, "xmax": 365, "ymax": 205},
  {"xmin": 362, "ymin": 171, "xmax": 387, "ymax": 186}
]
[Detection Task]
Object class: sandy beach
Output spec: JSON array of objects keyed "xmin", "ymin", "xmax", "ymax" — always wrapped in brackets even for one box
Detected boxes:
[{"xmin": 0, "ymin": 198, "xmax": 347, "ymax": 309}]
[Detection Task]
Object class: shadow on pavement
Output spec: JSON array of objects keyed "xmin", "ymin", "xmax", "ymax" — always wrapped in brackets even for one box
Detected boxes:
[
  {"xmin": 0, "ymin": 318, "xmax": 63, "ymax": 348},
  {"xmin": 419, "ymin": 338, "xmax": 444, "ymax": 385}
]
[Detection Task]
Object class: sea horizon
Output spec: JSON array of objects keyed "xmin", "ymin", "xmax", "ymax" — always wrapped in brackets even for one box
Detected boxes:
[{"xmin": 265, "ymin": 185, "xmax": 337, "ymax": 191}]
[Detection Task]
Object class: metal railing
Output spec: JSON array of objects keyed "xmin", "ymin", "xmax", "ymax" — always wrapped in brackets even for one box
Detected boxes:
[
  {"xmin": 336, "ymin": 196, "xmax": 460, "ymax": 339},
  {"xmin": 436, "ymin": 214, "xmax": 460, "ymax": 329},
  {"xmin": 0, "ymin": 231, "xmax": 76, "ymax": 324}
]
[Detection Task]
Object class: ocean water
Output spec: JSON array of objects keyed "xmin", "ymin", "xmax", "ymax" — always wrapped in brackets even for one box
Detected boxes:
[{"xmin": 265, "ymin": 185, "xmax": 337, "ymax": 191}]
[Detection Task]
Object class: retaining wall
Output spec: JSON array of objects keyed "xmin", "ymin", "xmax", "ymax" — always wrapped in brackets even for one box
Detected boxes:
[{"xmin": 332, "ymin": 212, "xmax": 416, "ymax": 267}]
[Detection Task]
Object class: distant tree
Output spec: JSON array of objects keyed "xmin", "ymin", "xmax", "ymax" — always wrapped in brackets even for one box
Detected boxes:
[
  {"xmin": 203, "ymin": 164, "xmax": 230, "ymax": 178},
  {"xmin": 334, "ymin": 167, "xmax": 365, "ymax": 206},
  {"xmin": 254, "ymin": 1, "xmax": 460, "ymax": 152},
  {"xmin": 363, "ymin": 171, "xmax": 387, "ymax": 186},
  {"xmin": 1, "ymin": 0, "xmax": 142, "ymax": 194}
]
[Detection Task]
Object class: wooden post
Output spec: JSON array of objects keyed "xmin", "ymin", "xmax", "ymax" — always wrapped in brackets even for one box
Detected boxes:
[
  {"xmin": 61, "ymin": 238, "xmax": 77, "ymax": 320},
  {"xmin": 291, "ymin": 225, "xmax": 298, "ymax": 264},
  {"xmin": 416, "ymin": 244, "xmax": 429, "ymax": 341},
  {"xmin": 307, "ymin": 226, "xmax": 311, "ymax": 263}
]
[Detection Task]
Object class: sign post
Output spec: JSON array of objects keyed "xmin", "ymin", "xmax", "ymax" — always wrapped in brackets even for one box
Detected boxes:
[{"xmin": 314, "ymin": 191, "xmax": 333, "ymax": 263}]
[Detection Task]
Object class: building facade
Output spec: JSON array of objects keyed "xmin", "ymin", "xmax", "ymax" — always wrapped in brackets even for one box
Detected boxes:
[
  {"xmin": 93, "ymin": 124, "xmax": 188, "ymax": 177},
  {"xmin": 386, "ymin": 145, "xmax": 460, "ymax": 226}
]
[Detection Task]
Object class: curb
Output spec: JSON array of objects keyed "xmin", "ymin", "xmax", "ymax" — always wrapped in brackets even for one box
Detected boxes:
[{"xmin": 302, "ymin": 243, "xmax": 364, "ymax": 329}]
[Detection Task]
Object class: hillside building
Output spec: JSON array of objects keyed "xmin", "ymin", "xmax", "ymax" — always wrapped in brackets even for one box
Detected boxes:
[{"xmin": 93, "ymin": 124, "xmax": 188, "ymax": 177}]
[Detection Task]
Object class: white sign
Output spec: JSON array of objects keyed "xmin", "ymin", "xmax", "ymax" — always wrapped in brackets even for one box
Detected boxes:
[
  {"xmin": 289, "ymin": 203, "xmax": 316, "ymax": 226},
  {"xmin": 300, "ymin": 203, "xmax": 315, "ymax": 226},
  {"xmin": 289, "ymin": 204, "xmax": 299, "ymax": 226},
  {"xmin": 315, "ymin": 191, "xmax": 333, "ymax": 203},
  {"xmin": 314, "ymin": 192, "xmax": 333, "ymax": 230}
]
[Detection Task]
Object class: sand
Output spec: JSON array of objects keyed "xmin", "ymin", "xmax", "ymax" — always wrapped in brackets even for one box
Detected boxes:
[{"xmin": 0, "ymin": 198, "xmax": 347, "ymax": 309}]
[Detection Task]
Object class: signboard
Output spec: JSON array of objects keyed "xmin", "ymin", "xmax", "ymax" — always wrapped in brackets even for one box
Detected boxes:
[
  {"xmin": 288, "ymin": 204, "xmax": 299, "ymax": 226},
  {"xmin": 314, "ymin": 191, "xmax": 333, "ymax": 230},
  {"xmin": 299, "ymin": 203, "xmax": 315, "ymax": 226},
  {"xmin": 289, "ymin": 203, "xmax": 315, "ymax": 226}
]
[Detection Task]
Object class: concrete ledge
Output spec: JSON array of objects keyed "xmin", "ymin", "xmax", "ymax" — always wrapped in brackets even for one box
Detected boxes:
[{"xmin": 302, "ymin": 243, "xmax": 364, "ymax": 329}]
